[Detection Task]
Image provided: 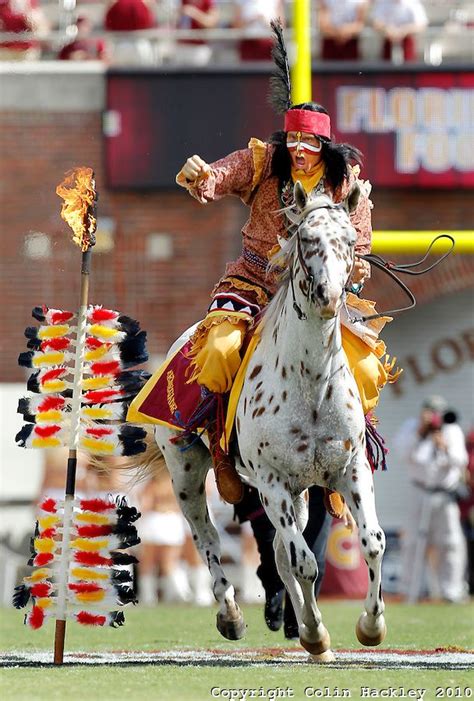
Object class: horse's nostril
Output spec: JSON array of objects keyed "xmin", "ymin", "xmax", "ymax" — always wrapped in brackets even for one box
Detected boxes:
[{"xmin": 316, "ymin": 283, "xmax": 329, "ymax": 306}]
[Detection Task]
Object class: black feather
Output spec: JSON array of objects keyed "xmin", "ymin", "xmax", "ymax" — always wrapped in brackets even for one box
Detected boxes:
[
  {"xmin": 15, "ymin": 424, "xmax": 33, "ymax": 447},
  {"xmin": 112, "ymin": 552, "xmax": 138, "ymax": 566},
  {"xmin": 112, "ymin": 569, "xmax": 133, "ymax": 585},
  {"xmin": 117, "ymin": 315, "xmax": 140, "ymax": 335},
  {"xmin": 109, "ymin": 610, "xmax": 125, "ymax": 627},
  {"xmin": 24, "ymin": 326, "xmax": 39, "ymax": 341},
  {"xmin": 32, "ymin": 306, "xmax": 47, "ymax": 322},
  {"xmin": 26, "ymin": 337, "xmax": 41, "ymax": 350},
  {"xmin": 13, "ymin": 584, "xmax": 31, "ymax": 609},
  {"xmin": 119, "ymin": 330, "xmax": 148, "ymax": 367},
  {"xmin": 269, "ymin": 19, "xmax": 292, "ymax": 115},
  {"xmin": 18, "ymin": 351, "xmax": 35, "ymax": 368},
  {"xmin": 116, "ymin": 585, "xmax": 138, "ymax": 605}
]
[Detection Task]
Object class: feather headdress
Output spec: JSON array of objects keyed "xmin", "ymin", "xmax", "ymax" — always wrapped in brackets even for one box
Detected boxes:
[{"xmin": 268, "ymin": 19, "xmax": 292, "ymax": 115}]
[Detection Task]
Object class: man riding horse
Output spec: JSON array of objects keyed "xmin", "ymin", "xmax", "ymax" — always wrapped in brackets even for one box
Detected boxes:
[{"xmin": 173, "ymin": 23, "xmax": 395, "ymax": 511}]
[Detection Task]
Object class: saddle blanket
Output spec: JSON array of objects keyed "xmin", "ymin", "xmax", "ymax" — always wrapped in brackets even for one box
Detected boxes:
[{"xmin": 126, "ymin": 325, "xmax": 261, "ymax": 448}]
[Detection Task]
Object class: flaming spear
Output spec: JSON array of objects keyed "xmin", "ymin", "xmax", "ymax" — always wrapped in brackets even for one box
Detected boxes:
[
  {"xmin": 14, "ymin": 168, "xmax": 150, "ymax": 665},
  {"xmin": 54, "ymin": 167, "xmax": 98, "ymax": 664}
]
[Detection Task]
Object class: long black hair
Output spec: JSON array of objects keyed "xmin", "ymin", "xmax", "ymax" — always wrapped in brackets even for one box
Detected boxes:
[{"xmin": 269, "ymin": 102, "xmax": 362, "ymax": 191}]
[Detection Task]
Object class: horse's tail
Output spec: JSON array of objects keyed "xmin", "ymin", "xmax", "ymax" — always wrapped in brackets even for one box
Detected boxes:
[{"xmin": 88, "ymin": 427, "xmax": 167, "ymax": 483}]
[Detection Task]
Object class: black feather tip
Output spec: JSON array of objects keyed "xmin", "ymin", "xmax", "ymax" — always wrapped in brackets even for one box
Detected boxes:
[
  {"xmin": 13, "ymin": 584, "xmax": 31, "ymax": 609},
  {"xmin": 269, "ymin": 18, "xmax": 292, "ymax": 115},
  {"xmin": 109, "ymin": 610, "xmax": 125, "ymax": 627}
]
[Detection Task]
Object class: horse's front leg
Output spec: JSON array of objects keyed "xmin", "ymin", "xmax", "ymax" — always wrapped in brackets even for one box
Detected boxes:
[
  {"xmin": 155, "ymin": 426, "xmax": 245, "ymax": 641},
  {"xmin": 337, "ymin": 456, "xmax": 387, "ymax": 646},
  {"xmin": 254, "ymin": 474, "xmax": 331, "ymax": 655}
]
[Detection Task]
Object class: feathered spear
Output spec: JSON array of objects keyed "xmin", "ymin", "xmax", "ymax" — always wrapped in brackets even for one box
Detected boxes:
[{"xmin": 53, "ymin": 167, "xmax": 97, "ymax": 664}]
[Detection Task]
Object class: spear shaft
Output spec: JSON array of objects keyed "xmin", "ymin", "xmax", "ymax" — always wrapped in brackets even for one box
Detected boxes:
[{"xmin": 53, "ymin": 173, "xmax": 96, "ymax": 665}]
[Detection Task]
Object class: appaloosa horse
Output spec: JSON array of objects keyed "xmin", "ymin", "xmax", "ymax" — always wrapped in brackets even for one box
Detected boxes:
[{"xmin": 152, "ymin": 181, "xmax": 387, "ymax": 658}]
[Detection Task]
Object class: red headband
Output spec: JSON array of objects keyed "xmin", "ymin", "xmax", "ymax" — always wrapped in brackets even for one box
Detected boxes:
[{"xmin": 284, "ymin": 109, "xmax": 331, "ymax": 139}]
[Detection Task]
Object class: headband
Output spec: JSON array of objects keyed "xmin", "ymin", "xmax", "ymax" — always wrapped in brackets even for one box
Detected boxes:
[{"xmin": 284, "ymin": 109, "xmax": 331, "ymax": 139}]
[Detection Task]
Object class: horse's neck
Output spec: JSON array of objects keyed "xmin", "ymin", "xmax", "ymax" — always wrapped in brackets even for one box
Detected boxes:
[{"xmin": 262, "ymin": 289, "xmax": 343, "ymax": 381}]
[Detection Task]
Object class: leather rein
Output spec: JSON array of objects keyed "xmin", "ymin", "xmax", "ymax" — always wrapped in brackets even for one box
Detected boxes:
[{"xmin": 289, "ymin": 212, "xmax": 455, "ymax": 322}]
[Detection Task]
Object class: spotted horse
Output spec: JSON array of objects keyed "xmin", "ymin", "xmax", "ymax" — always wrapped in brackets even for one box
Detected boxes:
[{"xmin": 151, "ymin": 181, "xmax": 387, "ymax": 659}]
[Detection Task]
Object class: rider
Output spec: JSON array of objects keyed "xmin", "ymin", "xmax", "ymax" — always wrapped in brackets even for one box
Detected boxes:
[{"xmin": 175, "ymin": 97, "xmax": 397, "ymax": 506}]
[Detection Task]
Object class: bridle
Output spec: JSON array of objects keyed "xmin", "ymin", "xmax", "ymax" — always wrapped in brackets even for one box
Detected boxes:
[{"xmin": 289, "ymin": 205, "xmax": 455, "ymax": 322}]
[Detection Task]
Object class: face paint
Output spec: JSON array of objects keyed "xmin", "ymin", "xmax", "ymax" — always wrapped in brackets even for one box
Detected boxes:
[{"xmin": 287, "ymin": 131, "xmax": 322, "ymax": 153}]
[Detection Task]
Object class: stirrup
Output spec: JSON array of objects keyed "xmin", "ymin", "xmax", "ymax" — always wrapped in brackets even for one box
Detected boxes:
[{"xmin": 323, "ymin": 489, "xmax": 345, "ymax": 519}]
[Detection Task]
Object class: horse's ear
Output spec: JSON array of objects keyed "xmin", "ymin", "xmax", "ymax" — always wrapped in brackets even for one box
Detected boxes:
[
  {"xmin": 346, "ymin": 181, "xmax": 361, "ymax": 213},
  {"xmin": 294, "ymin": 181, "xmax": 307, "ymax": 211}
]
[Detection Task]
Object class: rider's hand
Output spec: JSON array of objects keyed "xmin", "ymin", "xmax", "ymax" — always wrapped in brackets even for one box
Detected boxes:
[
  {"xmin": 181, "ymin": 155, "xmax": 211, "ymax": 183},
  {"xmin": 351, "ymin": 258, "xmax": 370, "ymax": 285},
  {"xmin": 342, "ymin": 504, "xmax": 357, "ymax": 533}
]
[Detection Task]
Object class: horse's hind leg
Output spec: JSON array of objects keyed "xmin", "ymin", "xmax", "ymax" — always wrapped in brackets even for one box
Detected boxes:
[
  {"xmin": 338, "ymin": 457, "xmax": 387, "ymax": 646},
  {"xmin": 154, "ymin": 425, "xmax": 245, "ymax": 641}
]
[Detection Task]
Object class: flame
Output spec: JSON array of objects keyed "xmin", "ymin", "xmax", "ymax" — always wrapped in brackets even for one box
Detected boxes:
[{"xmin": 56, "ymin": 167, "xmax": 97, "ymax": 251}]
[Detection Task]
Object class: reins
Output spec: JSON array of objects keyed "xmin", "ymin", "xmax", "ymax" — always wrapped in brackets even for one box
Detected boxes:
[{"xmin": 354, "ymin": 234, "xmax": 455, "ymax": 322}]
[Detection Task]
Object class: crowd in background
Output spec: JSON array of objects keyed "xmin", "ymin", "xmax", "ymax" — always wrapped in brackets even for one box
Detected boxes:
[{"xmin": 0, "ymin": 0, "xmax": 472, "ymax": 65}]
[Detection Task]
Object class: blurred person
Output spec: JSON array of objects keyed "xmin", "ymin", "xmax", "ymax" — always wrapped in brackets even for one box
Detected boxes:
[
  {"xmin": 57, "ymin": 15, "xmax": 109, "ymax": 61},
  {"xmin": 459, "ymin": 429, "xmax": 474, "ymax": 595},
  {"xmin": 371, "ymin": 0, "xmax": 428, "ymax": 63},
  {"xmin": 317, "ymin": 0, "xmax": 369, "ymax": 61},
  {"xmin": 181, "ymin": 529, "xmax": 213, "ymax": 605},
  {"xmin": 173, "ymin": 0, "xmax": 219, "ymax": 66},
  {"xmin": 137, "ymin": 470, "xmax": 191, "ymax": 604},
  {"xmin": 39, "ymin": 448, "xmax": 93, "ymax": 502},
  {"xmin": 232, "ymin": 0, "xmax": 284, "ymax": 61},
  {"xmin": 104, "ymin": 0, "xmax": 157, "ymax": 65},
  {"xmin": 396, "ymin": 396, "xmax": 468, "ymax": 602},
  {"xmin": 0, "ymin": 0, "xmax": 49, "ymax": 60}
]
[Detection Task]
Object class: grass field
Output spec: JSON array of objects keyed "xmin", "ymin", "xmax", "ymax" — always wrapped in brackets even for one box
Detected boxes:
[{"xmin": 1, "ymin": 601, "xmax": 473, "ymax": 701}]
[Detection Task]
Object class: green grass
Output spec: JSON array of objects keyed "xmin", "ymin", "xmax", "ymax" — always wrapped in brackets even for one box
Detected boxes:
[{"xmin": 1, "ymin": 602, "xmax": 473, "ymax": 701}]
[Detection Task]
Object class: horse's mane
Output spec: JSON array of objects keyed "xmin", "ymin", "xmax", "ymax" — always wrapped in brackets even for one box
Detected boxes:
[{"xmin": 262, "ymin": 193, "xmax": 336, "ymax": 331}]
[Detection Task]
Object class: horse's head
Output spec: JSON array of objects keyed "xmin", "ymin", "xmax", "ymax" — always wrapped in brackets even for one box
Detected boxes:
[{"xmin": 291, "ymin": 181, "xmax": 360, "ymax": 320}]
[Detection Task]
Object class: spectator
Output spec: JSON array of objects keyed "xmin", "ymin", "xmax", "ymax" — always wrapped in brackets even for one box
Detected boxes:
[
  {"xmin": 0, "ymin": 0, "xmax": 49, "ymax": 60},
  {"xmin": 58, "ymin": 16, "xmax": 109, "ymax": 62},
  {"xmin": 459, "ymin": 429, "xmax": 474, "ymax": 596},
  {"xmin": 104, "ymin": 0, "xmax": 157, "ymax": 65},
  {"xmin": 173, "ymin": 0, "xmax": 219, "ymax": 66},
  {"xmin": 396, "ymin": 397, "xmax": 468, "ymax": 603},
  {"xmin": 232, "ymin": 0, "xmax": 284, "ymax": 61},
  {"xmin": 137, "ymin": 471, "xmax": 191, "ymax": 604},
  {"xmin": 317, "ymin": 0, "xmax": 369, "ymax": 61},
  {"xmin": 371, "ymin": 0, "xmax": 428, "ymax": 63}
]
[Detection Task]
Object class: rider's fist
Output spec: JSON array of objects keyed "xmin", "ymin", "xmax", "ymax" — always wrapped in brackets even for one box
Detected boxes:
[{"xmin": 182, "ymin": 155, "xmax": 210, "ymax": 183}]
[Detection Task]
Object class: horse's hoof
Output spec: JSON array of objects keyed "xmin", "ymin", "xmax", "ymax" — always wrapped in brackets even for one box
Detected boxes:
[
  {"xmin": 216, "ymin": 609, "xmax": 246, "ymax": 641},
  {"xmin": 300, "ymin": 625, "xmax": 331, "ymax": 655},
  {"xmin": 356, "ymin": 613, "xmax": 387, "ymax": 647},
  {"xmin": 308, "ymin": 649, "xmax": 336, "ymax": 663}
]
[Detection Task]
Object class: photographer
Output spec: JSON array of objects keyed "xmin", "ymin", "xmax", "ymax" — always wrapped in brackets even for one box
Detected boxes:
[{"xmin": 397, "ymin": 396, "xmax": 468, "ymax": 602}]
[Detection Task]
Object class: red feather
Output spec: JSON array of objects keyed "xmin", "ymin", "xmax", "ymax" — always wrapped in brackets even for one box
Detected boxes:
[
  {"xmin": 38, "ymin": 396, "xmax": 66, "ymax": 412},
  {"xmin": 42, "ymin": 368, "xmax": 67, "ymax": 382},
  {"xmin": 74, "ymin": 551, "xmax": 112, "ymax": 567},
  {"xmin": 76, "ymin": 524, "xmax": 113, "ymax": 537},
  {"xmin": 35, "ymin": 424, "xmax": 61, "ymax": 438},
  {"xmin": 79, "ymin": 497, "xmax": 115, "ymax": 512},
  {"xmin": 76, "ymin": 611, "xmax": 107, "ymax": 626},
  {"xmin": 28, "ymin": 605, "xmax": 46, "ymax": 629},
  {"xmin": 50, "ymin": 310, "xmax": 74, "ymax": 324},
  {"xmin": 41, "ymin": 337, "xmax": 71, "ymax": 351},
  {"xmin": 85, "ymin": 426, "xmax": 114, "ymax": 438},
  {"xmin": 34, "ymin": 553, "xmax": 55, "ymax": 566},
  {"xmin": 39, "ymin": 498, "xmax": 57, "ymax": 513},
  {"xmin": 85, "ymin": 337, "xmax": 110, "ymax": 350},
  {"xmin": 83, "ymin": 389, "xmax": 124, "ymax": 404},
  {"xmin": 40, "ymin": 528, "xmax": 57, "ymax": 539},
  {"xmin": 90, "ymin": 360, "xmax": 120, "ymax": 376},
  {"xmin": 69, "ymin": 582, "xmax": 103, "ymax": 593},
  {"xmin": 30, "ymin": 582, "xmax": 53, "ymax": 597},
  {"xmin": 88, "ymin": 308, "xmax": 118, "ymax": 323}
]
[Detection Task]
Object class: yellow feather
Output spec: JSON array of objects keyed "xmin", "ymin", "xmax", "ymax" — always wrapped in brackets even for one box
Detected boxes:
[
  {"xmin": 32, "ymin": 436, "xmax": 63, "ymax": 448},
  {"xmin": 80, "ymin": 437, "xmax": 115, "ymax": 454},
  {"xmin": 38, "ymin": 325, "xmax": 70, "ymax": 339}
]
